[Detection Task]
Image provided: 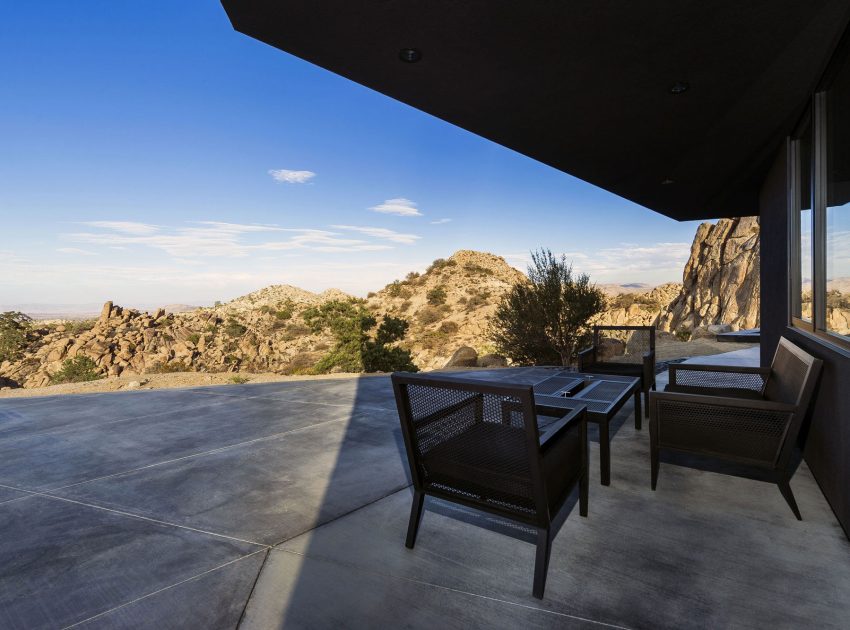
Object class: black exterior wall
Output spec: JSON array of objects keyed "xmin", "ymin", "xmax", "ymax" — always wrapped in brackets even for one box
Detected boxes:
[{"xmin": 759, "ymin": 143, "xmax": 850, "ymax": 539}]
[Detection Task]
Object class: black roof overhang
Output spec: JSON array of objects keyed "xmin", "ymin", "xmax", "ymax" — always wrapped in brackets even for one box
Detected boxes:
[{"xmin": 221, "ymin": 1, "xmax": 850, "ymax": 221}]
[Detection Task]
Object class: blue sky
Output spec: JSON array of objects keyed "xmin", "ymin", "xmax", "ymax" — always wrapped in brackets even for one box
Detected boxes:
[{"xmin": 0, "ymin": 1, "xmax": 705, "ymax": 308}]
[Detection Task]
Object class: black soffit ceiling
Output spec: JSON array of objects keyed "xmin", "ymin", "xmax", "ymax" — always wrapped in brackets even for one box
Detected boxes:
[{"xmin": 221, "ymin": 1, "xmax": 850, "ymax": 221}]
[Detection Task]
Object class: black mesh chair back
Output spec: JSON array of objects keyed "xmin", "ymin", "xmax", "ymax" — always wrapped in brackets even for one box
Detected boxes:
[
  {"xmin": 397, "ymin": 378, "xmax": 544, "ymax": 520},
  {"xmin": 764, "ymin": 337, "xmax": 819, "ymax": 407}
]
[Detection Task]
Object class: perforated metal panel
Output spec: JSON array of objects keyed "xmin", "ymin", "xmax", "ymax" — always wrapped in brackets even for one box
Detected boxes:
[
  {"xmin": 404, "ymin": 383, "xmax": 536, "ymax": 513},
  {"xmin": 657, "ymin": 399, "xmax": 792, "ymax": 464}
]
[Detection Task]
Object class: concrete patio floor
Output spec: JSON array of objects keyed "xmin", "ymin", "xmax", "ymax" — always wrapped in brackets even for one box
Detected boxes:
[{"xmin": 0, "ymin": 355, "xmax": 848, "ymax": 629}]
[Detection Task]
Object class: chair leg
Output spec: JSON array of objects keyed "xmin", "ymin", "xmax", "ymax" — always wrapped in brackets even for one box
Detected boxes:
[
  {"xmin": 405, "ymin": 490, "xmax": 425, "ymax": 548},
  {"xmin": 533, "ymin": 527, "xmax": 552, "ymax": 599},
  {"xmin": 650, "ymin": 419, "xmax": 659, "ymax": 490},
  {"xmin": 644, "ymin": 384, "xmax": 650, "ymax": 416},
  {"xmin": 777, "ymin": 480, "xmax": 802, "ymax": 521},
  {"xmin": 580, "ymin": 470, "xmax": 588, "ymax": 517},
  {"xmin": 634, "ymin": 388, "xmax": 642, "ymax": 430}
]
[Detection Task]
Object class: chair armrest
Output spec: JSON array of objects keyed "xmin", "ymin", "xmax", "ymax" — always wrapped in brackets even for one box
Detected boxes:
[
  {"xmin": 539, "ymin": 406, "xmax": 586, "ymax": 450},
  {"xmin": 415, "ymin": 393, "xmax": 482, "ymax": 430},
  {"xmin": 652, "ymin": 390, "xmax": 795, "ymax": 413},
  {"xmin": 669, "ymin": 364, "xmax": 770, "ymax": 392},
  {"xmin": 578, "ymin": 346, "xmax": 595, "ymax": 370}
]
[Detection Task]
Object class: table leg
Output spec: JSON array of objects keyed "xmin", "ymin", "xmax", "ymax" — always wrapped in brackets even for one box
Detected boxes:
[
  {"xmin": 634, "ymin": 388, "xmax": 642, "ymax": 430},
  {"xmin": 599, "ymin": 419, "xmax": 610, "ymax": 486}
]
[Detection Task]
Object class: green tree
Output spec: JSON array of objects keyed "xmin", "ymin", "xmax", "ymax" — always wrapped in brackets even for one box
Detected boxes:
[
  {"xmin": 490, "ymin": 249, "xmax": 605, "ymax": 366},
  {"xmin": 0, "ymin": 311, "xmax": 32, "ymax": 363},
  {"xmin": 304, "ymin": 300, "xmax": 417, "ymax": 373}
]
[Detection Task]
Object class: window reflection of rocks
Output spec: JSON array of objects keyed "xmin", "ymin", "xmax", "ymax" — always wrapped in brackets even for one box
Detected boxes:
[{"xmin": 827, "ymin": 50, "xmax": 850, "ymax": 339}]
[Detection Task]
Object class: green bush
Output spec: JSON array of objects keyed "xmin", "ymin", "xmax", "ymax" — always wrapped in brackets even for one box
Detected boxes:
[
  {"xmin": 187, "ymin": 333, "xmax": 201, "ymax": 345},
  {"xmin": 674, "ymin": 329, "xmax": 692, "ymax": 342},
  {"xmin": 439, "ymin": 320, "xmax": 459, "ymax": 334},
  {"xmin": 0, "ymin": 311, "xmax": 32, "ymax": 363},
  {"xmin": 385, "ymin": 281, "xmax": 404, "ymax": 297},
  {"xmin": 49, "ymin": 356, "xmax": 101, "ymax": 384},
  {"xmin": 418, "ymin": 306, "xmax": 442, "ymax": 325},
  {"xmin": 304, "ymin": 301, "xmax": 417, "ymax": 373},
  {"xmin": 63, "ymin": 319, "xmax": 96, "ymax": 335},
  {"xmin": 427, "ymin": 286, "xmax": 447, "ymax": 306},
  {"xmin": 229, "ymin": 375, "xmax": 250, "ymax": 384},
  {"xmin": 405, "ymin": 271, "xmax": 421, "ymax": 282},
  {"xmin": 426, "ymin": 258, "xmax": 456, "ymax": 274},
  {"xmin": 224, "ymin": 318, "xmax": 247, "ymax": 337},
  {"xmin": 146, "ymin": 360, "xmax": 191, "ymax": 374}
]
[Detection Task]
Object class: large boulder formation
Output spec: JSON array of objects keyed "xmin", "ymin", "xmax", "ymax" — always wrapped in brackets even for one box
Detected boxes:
[{"xmin": 658, "ymin": 217, "xmax": 760, "ymax": 333}]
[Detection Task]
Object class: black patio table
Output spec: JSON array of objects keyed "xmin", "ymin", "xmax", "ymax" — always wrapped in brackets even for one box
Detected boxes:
[{"xmin": 533, "ymin": 371, "xmax": 641, "ymax": 486}]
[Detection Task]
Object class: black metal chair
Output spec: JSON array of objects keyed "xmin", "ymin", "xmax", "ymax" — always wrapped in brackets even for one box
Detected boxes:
[
  {"xmin": 649, "ymin": 337, "xmax": 823, "ymax": 519},
  {"xmin": 391, "ymin": 372, "xmax": 588, "ymax": 599},
  {"xmin": 579, "ymin": 325, "xmax": 656, "ymax": 420}
]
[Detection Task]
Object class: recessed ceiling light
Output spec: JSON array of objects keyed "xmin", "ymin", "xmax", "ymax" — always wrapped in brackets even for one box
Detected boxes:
[
  {"xmin": 670, "ymin": 81, "xmax": 689, "ymax": 95},
  {"xmin": 661, "ymin": 178, "xmax": 675, "ymax": 185},
  {"xmin": 399, "ymin": 48, "xmax": 422, "ymax": 63}
]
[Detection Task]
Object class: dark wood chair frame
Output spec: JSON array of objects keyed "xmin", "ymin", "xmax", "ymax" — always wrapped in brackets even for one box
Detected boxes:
[
  {"xmin": 392, "ymin": 372, "xmax": 588, "ymax": 599},
  {"xmin": 649, "ymin": 337, "xmax": 823, "ymax": 519},
  {"xmin": 578, "ymin": 325, "xmax": 656, "ymax": 418}
]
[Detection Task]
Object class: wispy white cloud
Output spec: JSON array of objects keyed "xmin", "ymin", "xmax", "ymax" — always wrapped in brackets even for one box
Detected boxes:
[
  {"xmin": 57, "ymin": 247, "xmax": 98, "ymax": 256},
  {"xmin": 503, "ymin": 242, "xmax": 691, "ymax": 285},
  {"xmin": 430, "ymin": 218, "xmax": 452, "ymax": 225},
  {"xmin": 331, "ymin": 225, "xmax": 420, "ymax": 245},
  {"xmin": 64, "ymin": 221, "xmax": 398, "ymax": 258},
  {"xmin": 369, "ymin": 198, "xmax": 422, "ymax": 217},
  {"xmin": 268, "ymin": 169, "xmax": 316, "ymax": 184},
  {"xmin": 82, "ymin": 221, "xmax": 159, "ymax": 235}
]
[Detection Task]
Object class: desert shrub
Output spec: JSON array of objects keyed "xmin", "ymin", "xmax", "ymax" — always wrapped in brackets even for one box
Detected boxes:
[
  {"xmin": 427, "ymin": 286, "xmax": 447, "ymax": 306},
  {"xmin": 281, "ymin": 353, "xmax": 317, "ymax": 375},
  {"xmin": 439, "ymin": 320, "xmax": 460, "ymax": 334},
  {"xmin": 426, "ymin": 258, "xmax": 456, "ymax": 274},
  {"xmin": 406, "ymin": 271, "xmax": 421, "ymax": 282},
  {"xmin": 146, "ymin": 360, "xmax": 191, "ymax": 374},
  {"xmin": 674, "ymin": 329, "xmax": 692, "ymax": 342},
  {"xmin": 229, "ymin": 375, "xmax": 250, "ymax": 384},
  {"xmin": 259, "ymin": 305, "xmax": 275, "ymax": 315},
  {"xmin": 400, "ymin": 300, "xmax": 412, "ymax": 311},
  {"xmin": 367, "ymin": 291, "xmax": 376, "ymax": 298},
  {"xmin": 187, "ymin": 333, "xmax": 201, "ymax": 345},
  {"xmin": 0, "ymin": 311, "xmax": 32, "ymax": 363},
  {"xmin": 49, "ymin": 356, "xmax": 101, "ymax": 384},
  {"xmin": 464, "ymin": 263, "xmax": 492, "ymax": 276},
  {"xmin": 282, "ymin": 322, "xmax": 312, "ymax": 341},
  {"xmin": 274, "ymin": 300, "xmax": 295, "ymax": 320},
  {"xmin": 490, "ymin": 248, "xmax": 605, "ymax": 366},
  {"xmin": 385, "ymin": 281, "xmax": 404, "ymax": 297},
  {"xmin": 64, "ymin": 319, "xmax": 96, "ymax": 335},
  {"xmin": 609, "ymin": 293, "xmax": 664, "ymax": 310},
  {"xmin": 162, "ymin": 334, "xmax": 175, "ymax": 343},
  {"xmin": 214, "ymin": 300, "xmax": 222, "ymax": 307},
  {"xmin": 224, "ymin": 318, "xmax": 247, "ymax": 338},
  {"xmin": 418, "ymin": 306, "xmax": 442, "ymax": 325}
]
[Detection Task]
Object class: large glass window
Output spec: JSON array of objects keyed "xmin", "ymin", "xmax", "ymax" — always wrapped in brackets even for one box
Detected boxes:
[{"xmin": 826, "ymin": 53, "xmax": 850, "ymax": 340}]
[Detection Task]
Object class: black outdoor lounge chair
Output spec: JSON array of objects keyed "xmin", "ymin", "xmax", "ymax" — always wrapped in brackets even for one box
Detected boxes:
[
  {"xmin": 579, "ymin": 325, "xmax": 656, "ymax": 419},
  {"xmin": 649, "ymin": 337, "xmax": 823, "ymax": 519},
  {"xmin": 391, "ymin": 372, "xmax": 588, "ymax": 599}
]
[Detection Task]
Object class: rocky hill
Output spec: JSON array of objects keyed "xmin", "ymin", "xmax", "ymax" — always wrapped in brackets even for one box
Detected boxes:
[{"xmin": 367, "ymin": 250, "xmax": 526, "ymax": 369}]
